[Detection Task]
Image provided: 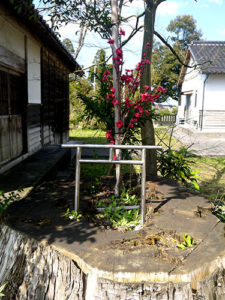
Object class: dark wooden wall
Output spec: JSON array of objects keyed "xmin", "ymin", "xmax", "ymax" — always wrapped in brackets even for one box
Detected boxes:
[
  {"xmin": 41, "ymin": 48, "xmax": 69, "ymax": 145},
  {"xmin": 0, "ymin": 69, "xmax": 25, "ymax": 165}
]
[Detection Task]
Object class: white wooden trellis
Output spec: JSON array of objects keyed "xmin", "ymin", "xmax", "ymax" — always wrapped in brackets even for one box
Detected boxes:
[{"xmin": 61, "ymin": 144, "xmax": 162, "ymax": 225}]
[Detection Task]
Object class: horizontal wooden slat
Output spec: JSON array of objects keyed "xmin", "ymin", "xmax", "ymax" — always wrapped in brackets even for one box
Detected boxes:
[{"xmin": 0, "ymin": 45, "xmax": 25, "ymax": 74}]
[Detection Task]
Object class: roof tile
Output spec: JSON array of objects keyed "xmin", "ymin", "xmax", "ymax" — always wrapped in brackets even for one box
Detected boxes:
[{"xmin": 190, "ymin": 41, "xmax": 225, "ymax": 74}]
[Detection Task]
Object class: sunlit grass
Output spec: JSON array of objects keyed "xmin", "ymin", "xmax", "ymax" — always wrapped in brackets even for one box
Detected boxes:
[
  {"xmin": 192, "ymin": 156, "xmax": 225, "ymax": 199},
  {"xmin": 155, "ymin": 126, "xmax": 183, "ymax": 149},
  {"xmin": 70, "ymin": 128, "xmax": 107, "ymax": 144}
]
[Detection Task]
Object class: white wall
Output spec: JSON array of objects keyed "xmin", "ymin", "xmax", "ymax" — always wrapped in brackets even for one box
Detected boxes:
[
  {"xmin": 27, "ymin": 39, "xmax": 41, "ymax": 104},
  {"xmin": 177, "ymin": 57, "xmax": 204, "ymax": 125},
  {"xmin": 204, "ymin": 74, "xmax": 225, "ymax": 110},
  {"xmin": 0, "ymin": 6, "xmax": 25, "ymax": 60}
]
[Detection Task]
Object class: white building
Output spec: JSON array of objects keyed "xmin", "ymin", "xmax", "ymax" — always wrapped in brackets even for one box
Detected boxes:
[
  {"xmin": 177, "ymin": 41, "xmax": 225, "ymax": 131},
  {"xmin": 0, "ymin": 0, "xmax": 81, "ymax": 173}
]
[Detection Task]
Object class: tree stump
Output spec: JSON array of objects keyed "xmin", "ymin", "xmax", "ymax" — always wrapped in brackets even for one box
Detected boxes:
[{"xmin": 0, "ymin": 223, "xmax": 225, "ymax": 300}]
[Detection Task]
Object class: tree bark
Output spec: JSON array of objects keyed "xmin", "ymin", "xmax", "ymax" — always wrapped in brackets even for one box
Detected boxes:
[
  {"xmin": 0, "ymin": 223, "xmax": 224, "ymax": 299},
  {"xmin": 140, "ymin": 0, "xmax": 165, "ymax": 179},
  {"xmin": 111, "ymin": 0, "xmax": 122, "ymax": 197}
]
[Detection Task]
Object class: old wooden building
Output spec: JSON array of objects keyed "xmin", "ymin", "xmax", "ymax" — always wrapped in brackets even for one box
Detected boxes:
[{"xmin": 0, "ymin": 0, "xmax": 80, "ymax": 172}]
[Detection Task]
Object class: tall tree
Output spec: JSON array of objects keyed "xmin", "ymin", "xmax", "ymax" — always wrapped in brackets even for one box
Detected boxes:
[
  {"xmin": 167, "ymin": 15, "xmax": 202, "ymax": 51},
  {"xmin": 63, "ymin": 38, "xmax": 75, "ymax": 54},
  {"xmin": 151, "ymin": 15, "xmax": 202, "ymax": 100},
  {"xmin": 89, "ymin": 49, "xmax": 108, "ymax": 91},
  {"xmin": 140, "ymin": 0, "xmax": 165, "ymax": 178}
]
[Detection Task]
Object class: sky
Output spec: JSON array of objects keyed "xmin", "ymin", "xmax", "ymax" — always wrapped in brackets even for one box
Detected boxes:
[{"xmin": 35, "ymin": 0, "xmax": 225, "ymax": 72}]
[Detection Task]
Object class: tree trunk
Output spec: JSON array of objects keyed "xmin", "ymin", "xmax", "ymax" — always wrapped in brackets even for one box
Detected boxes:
[
  {"xmin": 0, "ymin": 224, "xmax": 85, "ymax": 300},
  {"xmin": 111, "ymin": 0, "xmax": 122, "ymax": 197},
  {"xmin": 140, "ymin": 1, "xmax": 163, "ymax": 179}
]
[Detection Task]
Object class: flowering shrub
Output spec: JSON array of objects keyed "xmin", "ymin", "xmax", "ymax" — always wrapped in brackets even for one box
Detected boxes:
[
  {"xmin": 104, "ymin": 39, "xmax": 167, "ymax": 145},
  {"xmin": 77, "ymin": 34, "xmax": 167, "ymax": 146}
]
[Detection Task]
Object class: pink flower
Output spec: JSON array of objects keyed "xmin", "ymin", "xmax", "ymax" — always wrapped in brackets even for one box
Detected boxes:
[
  {"xmin": 129, "ymin": 123, "xmax": 134, "ymax": 128},
  {"xmin": 157, "ymin": 86, "xmax": 164, "ymax": 92},
  {"xmin": 143, "ymin": 53, "xmax": 147, "ymax": 57},
  {"xmin": 108, "ymin": 39, "xmax": 114, "ymax": 44},
  {"xmin": 103, "ymin": 70, "xmax": 110, "ymax": 76},
  {"xmin": 144, "ymin": 86, "xmax": 151, "ymax": 91},
  {"xmin": 110, "ymin": 140, "xmax": 115, "ymax": 145},
  {"xmin": 119, "ymin": 29, "xmax": 125, "ymax": 36},
  {"xmin": 116, "ymin": 120, "xmax": 124, "ymax": 128},
  {"xmin": 112, "ymin": 99, "xmax": 119, "ymax": 105},
  {"xmin": 116, "ymin": 47, "xmax": 123, "ymax": 57},
  {"xmin": 134, "ymin": 113, "xmax": 140, "ymax": 118},
  {"xmin": 113, "ymin": 155, "xmax": 117, "ymax": 160},
  {"xmin": 145, "ymin": 110, "xmax": 150, "ymax": 115},
  {"xmin": 145, "ymin": 42, "xmax": 151, "ymax": 47},
  {"xmin": 111, "ymin": 87, "xmax": 116, "ymax": 93},
  {"xmin": 156, "ymin": 86, "xmax": 167, "ymax": 93},
  {"xmin": 106, "ymin": 132, "xmax": 111, "ymax": 139},
  {"xmin": 138, "ymin": 106, "xmax": 143, "ymax": 113},
  {"xmin": 106, "ymin": 130, "xmax": 113, "ymax": 140}
]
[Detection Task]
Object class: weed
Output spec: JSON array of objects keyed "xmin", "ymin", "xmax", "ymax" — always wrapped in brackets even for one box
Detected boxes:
[
  {"xmin": 211, "ymin": 194, "xmax": 225, "ymax": 222},
  {"xmin": 120, "ymin": 186, "xmax": 139, "ymax": 205},
  {"xmin": 177, "ymin": 233, "xmax": 196, "ymax": 250},
  {"xmin": 88, "ymin": 178, "xmax": 100, "ymax": 194},
  {"xmin": 96, "ymin": 196, "xmax": 140, "ymax": 230},
  {"xmin": 0, "ymin": 190, "xmax": 21, "ymax": 214},
  {"xmin": 158, "ymin": 147, "xmax": 200, "ymax": 191},
  {"xmin": 62, "ymin": 209, "xmax": 82, "ymax": 221},
  {"xmin": 0, "ymin": 282, "xmax": 7, "ymax": 297}
]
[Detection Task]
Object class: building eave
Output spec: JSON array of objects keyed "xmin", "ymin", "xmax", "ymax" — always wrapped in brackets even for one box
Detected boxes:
[{"xmin": 2, "ymin": 0, "xmax": 83, "ymax": 75}]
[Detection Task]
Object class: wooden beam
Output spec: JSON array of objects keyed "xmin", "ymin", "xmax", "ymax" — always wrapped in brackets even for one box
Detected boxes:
[{"xmin": 0, "ymin": 45, "xmax": 25, "ymax": 73}]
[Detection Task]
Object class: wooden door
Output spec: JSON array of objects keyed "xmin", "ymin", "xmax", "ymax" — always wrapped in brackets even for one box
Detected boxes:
[{"xmin": 0, "ymin": 70, "xmax": 24, "ymax": 165}]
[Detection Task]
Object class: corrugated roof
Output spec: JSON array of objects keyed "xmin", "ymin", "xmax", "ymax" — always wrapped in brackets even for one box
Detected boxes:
[
  {"xmin": 2, "ymin": 0, "xmax": 82, "ymax": 74},
  {"xmin": 189, "ymin": 41, "xmax": 225, "ymax": 74}
]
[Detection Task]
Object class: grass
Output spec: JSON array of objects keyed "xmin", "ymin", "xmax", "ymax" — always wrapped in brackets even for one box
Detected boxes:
[
  {"xmin": 191, "ymin": 156, "xmax": 225, "ymax": 199},
  {"xmin": 69, "ymin": 126, "xmax": 182, "ymax": 149},
  {"xmin": 155, "ymin": 126, "xmax": 183, "ymax": 149},
  {"xmin": 70, "ymin": 128, "xmax": 107, "ymax": 144}
]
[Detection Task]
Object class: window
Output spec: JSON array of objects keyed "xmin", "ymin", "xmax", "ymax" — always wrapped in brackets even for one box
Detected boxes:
[
  {"xmin": 0, "ymin": 69, "xmax": 23, "ymax": 116},
  {"xmin": 195, "ymin": 91, "xmax": 198, "ymax": 107}
]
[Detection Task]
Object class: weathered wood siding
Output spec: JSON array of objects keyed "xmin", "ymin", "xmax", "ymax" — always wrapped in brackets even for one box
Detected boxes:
[
  {"xmin": 0, "ymin": 70, "xmax": 24, "ymax": 166},
  {"xmin": 27, "ymin": 104, "xmax": 41, "ymax": 153},
  {"xmin": 41, "ymin": 48, "xmax": 69, "ymax": 145}
]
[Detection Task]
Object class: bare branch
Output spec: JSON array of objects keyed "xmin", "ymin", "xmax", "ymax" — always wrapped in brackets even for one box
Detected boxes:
[
  {"xmin": 122, "ymin": 11, "xmax": 145, "ymax": 23},
  {"xmin": 154, "ymin": 30, "xmax": 194, "ymax": 68},
  {"xmin": 121, "ymin": 11, "xmax": 145, "ymax": 48},
  {"xmin": 74, "ymin": 25, "xmax": 88, "ymax": 61},
  {"xmin": 122, "ymin": 25, "xmax": 143, "ymax": 48}
]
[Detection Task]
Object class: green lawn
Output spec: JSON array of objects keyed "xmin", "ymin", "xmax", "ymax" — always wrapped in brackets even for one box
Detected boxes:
[
  {"xmin": 192, "ymin": 157, "xmax": 225, "ymax": 199},
  {"xmin": 70, "ymin": 128, "xmax": 107, "ymax": 144},
  {"xmin": 154, "ymin": 127, "xmax": 183, "ymax": 149}
]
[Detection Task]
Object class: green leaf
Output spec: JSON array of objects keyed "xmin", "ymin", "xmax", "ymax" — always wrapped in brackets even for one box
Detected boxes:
[
  {"xmin": 0, "ymin": 282, "xmax": 7, "ymax": 296},
  {"xmin": 177, "ymin": 243, "xmax": 186, "ymax": 250}
]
